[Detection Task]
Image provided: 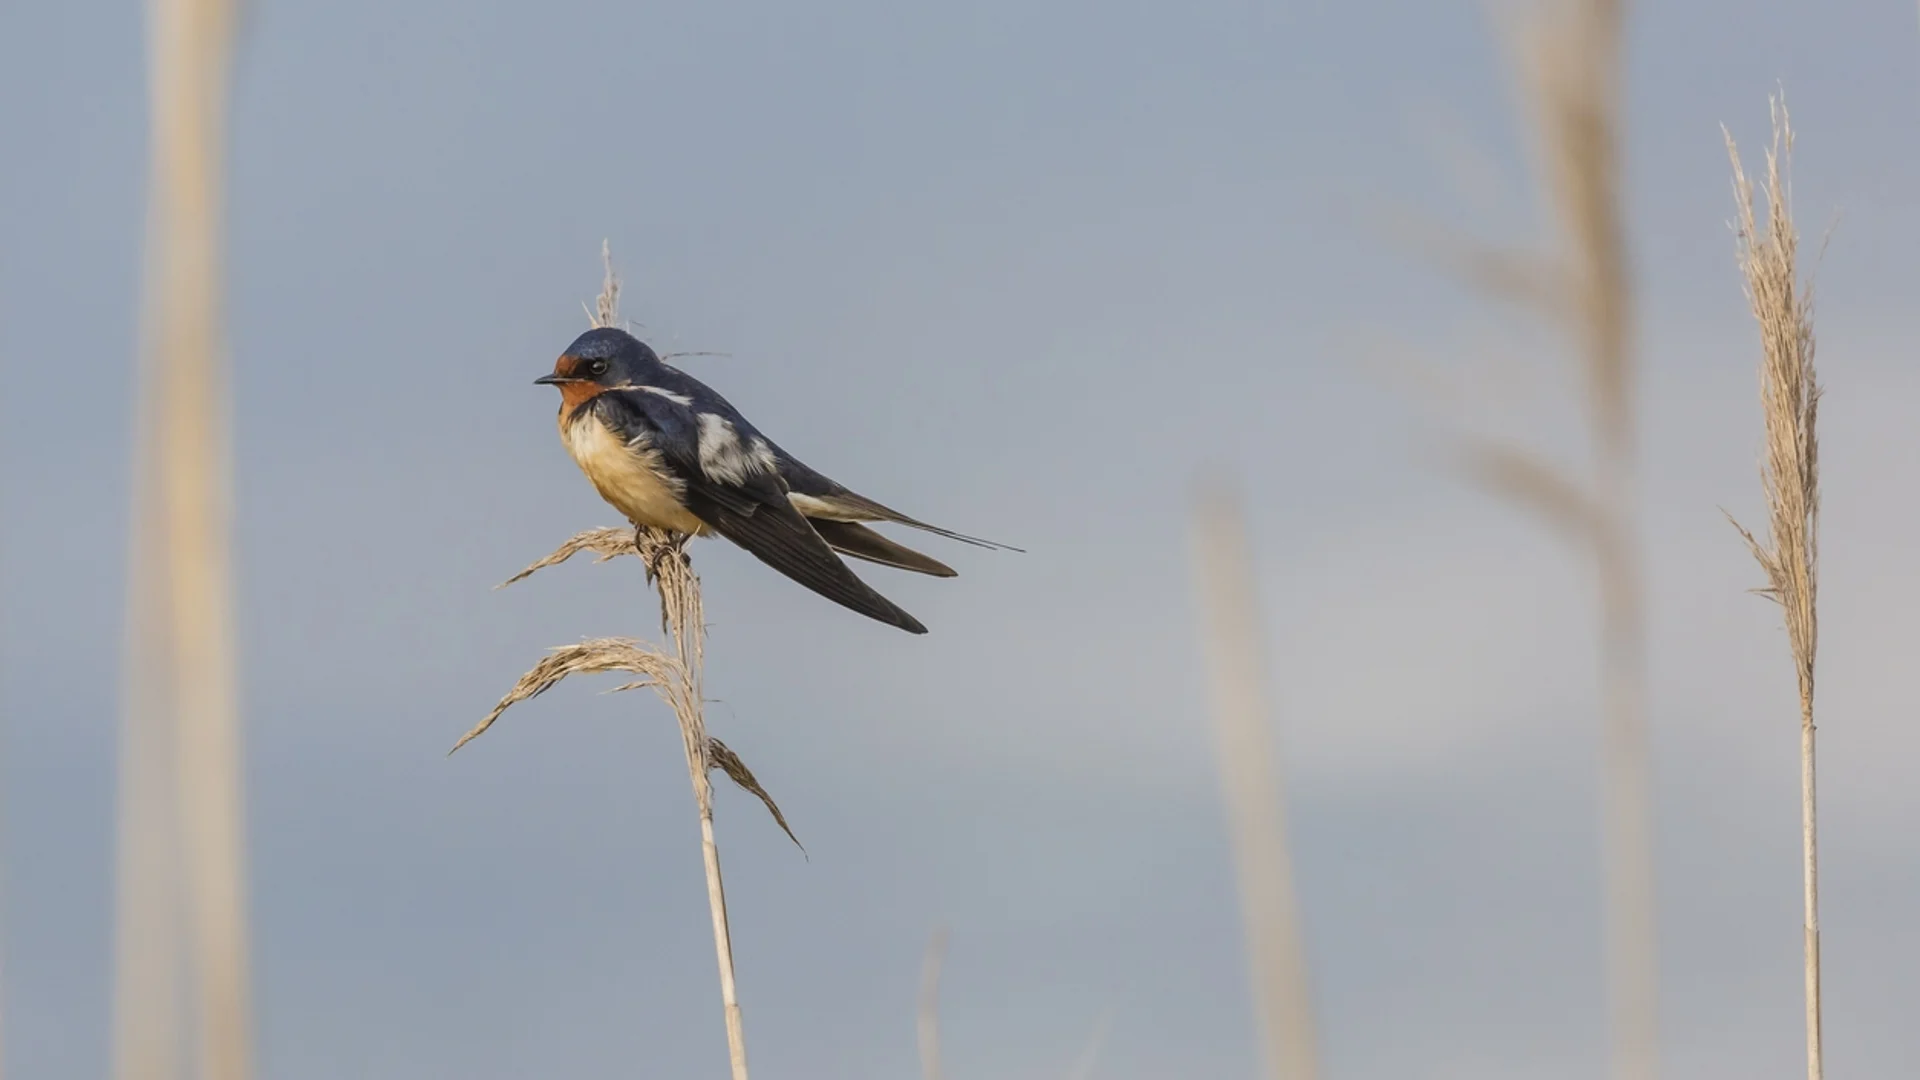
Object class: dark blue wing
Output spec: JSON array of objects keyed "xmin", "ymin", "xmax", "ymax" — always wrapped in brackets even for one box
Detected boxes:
[
  {"xmin": 590, "ymin": 386, "xmax": 928, "ymax": 634},
  {"xmin": 640, "ymin": 361, "xmax": 1018, "ymax": 554}
]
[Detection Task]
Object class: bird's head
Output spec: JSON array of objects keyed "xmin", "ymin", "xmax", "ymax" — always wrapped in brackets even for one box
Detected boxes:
[{"xmin": 536, "ymin": 327, "xmax": 659, "ymax": 397}]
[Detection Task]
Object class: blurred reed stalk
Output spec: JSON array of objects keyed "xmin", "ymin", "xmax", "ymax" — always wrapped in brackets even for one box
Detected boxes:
[
  {"xmin": 1189, "ymin": 485, "xmax": 1319, "ymax": 1080},
  {"xmin": 115, "ymin": 0, "xmax": 252, "ymax": 1078},
  {"xmin": 455, "ymin": 247, "xmax": 797, "ymax": 1080},
  {"xmin": 1723, "ymin": 100, "xmax": 1824, "ymax": 1080},
  {"xmin": 1426, "ymin": 2, "xmax": 1656, "ymax": 1077},
  {"xmin": 918, "ymin": 928, "xmax": 947, "ymax": 1080},
  {"xmin": 913, "ymin": 924, "xmax": 1110, "ymax": 1080}
]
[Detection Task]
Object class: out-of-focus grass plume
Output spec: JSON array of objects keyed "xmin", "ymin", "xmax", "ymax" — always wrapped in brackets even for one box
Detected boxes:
[{"xmin": 1395, "ymin": 3, "xmax": 1658, "ymax": 1078}]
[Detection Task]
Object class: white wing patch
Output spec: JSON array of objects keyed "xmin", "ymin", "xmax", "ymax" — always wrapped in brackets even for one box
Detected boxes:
[
  {"xmin": 697, "ymin": 413, "xmax": 771, "ymax": 485},
  {"xmin": 789, "ymin": 492, "xmax": 878, "ymax": 522},
  {"xmin": 627, "ymin": 384, "xmax": 694, "ymax": 407}
]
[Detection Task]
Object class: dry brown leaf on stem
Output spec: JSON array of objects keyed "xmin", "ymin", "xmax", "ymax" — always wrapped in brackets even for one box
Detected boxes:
[{"xmin": 708, "ymin": 738, "xmax": 803, "ymax": 853}]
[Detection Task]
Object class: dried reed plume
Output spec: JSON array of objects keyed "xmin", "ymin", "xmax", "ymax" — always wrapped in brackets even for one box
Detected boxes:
[
  {"xmin": 1723, "ymin": 99, "xmax": 1824, "ymax": 1080},
  {"xmin": 115, "ymin": 1, "xmax": 252, "ymax": 1079},
  {"xmin": 1190, "ymin": 485, "xmax": 1320, "ymax": 1080},
  {"xmin": 1410, "ymin": 3, "xmax": 1656, "ymax": 1077},
  {"xmin": 455, "ymin": 247, "xmax": 797, "ymax": 1080}
]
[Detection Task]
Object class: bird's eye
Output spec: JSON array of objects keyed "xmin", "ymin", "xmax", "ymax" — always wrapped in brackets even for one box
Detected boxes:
[{"xmin": 588, "ymin": 359, "xmax": 609, "ymax": 376}]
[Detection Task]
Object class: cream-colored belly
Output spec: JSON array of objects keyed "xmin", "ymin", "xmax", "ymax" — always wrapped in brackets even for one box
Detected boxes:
[{"xmin": 562, "ymin": 415, "xmax": 711, "ymax": 535}]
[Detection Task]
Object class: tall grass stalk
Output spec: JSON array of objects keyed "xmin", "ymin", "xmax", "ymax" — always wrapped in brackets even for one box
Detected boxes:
[
  {"xmin": 1190, "ymin": 484, "xmax": 1319, "ymax": 1080},
  {"xmin": 455, "ymin": 248, "xmax": 800, "ymax": 1080},
  {"xmin": 1723, "ymin": 100, "xmax": 1824, "ymax": 1080},
  {"xmin": 116, "ymin": 0, "xmax": 251, "ymax": 1078}
]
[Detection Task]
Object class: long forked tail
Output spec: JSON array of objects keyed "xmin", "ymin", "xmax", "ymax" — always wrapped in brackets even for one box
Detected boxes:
[
  {"xmin": 811, "ymin": 520, "xmax": 959, "ymax": 577},
  {"xmin": 792, "ymin": 490, "xmax": 1024, "ymax": 553}
]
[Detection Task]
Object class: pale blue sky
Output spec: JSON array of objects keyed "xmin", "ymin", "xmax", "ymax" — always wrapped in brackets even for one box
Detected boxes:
[{"xmin": 5, "ymin": 1, "xmax": 1920, "ymax": 1077}]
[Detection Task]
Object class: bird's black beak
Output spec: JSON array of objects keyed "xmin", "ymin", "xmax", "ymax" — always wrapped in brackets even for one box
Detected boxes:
[{"xmin": 534, "ymin": 373, "xmax": 570, "ymax": 386}]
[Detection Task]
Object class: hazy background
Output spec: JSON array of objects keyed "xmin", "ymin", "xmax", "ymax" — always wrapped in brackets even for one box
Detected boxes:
[{"xmin": 4, "ymin": 1, "xmax": 1919, "ymax": 1076}]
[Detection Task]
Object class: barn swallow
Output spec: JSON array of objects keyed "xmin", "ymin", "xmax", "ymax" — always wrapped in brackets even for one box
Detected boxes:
[{"xmin": 536, "ymin": 327, "xmax": 1015, "ymax": 634}]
